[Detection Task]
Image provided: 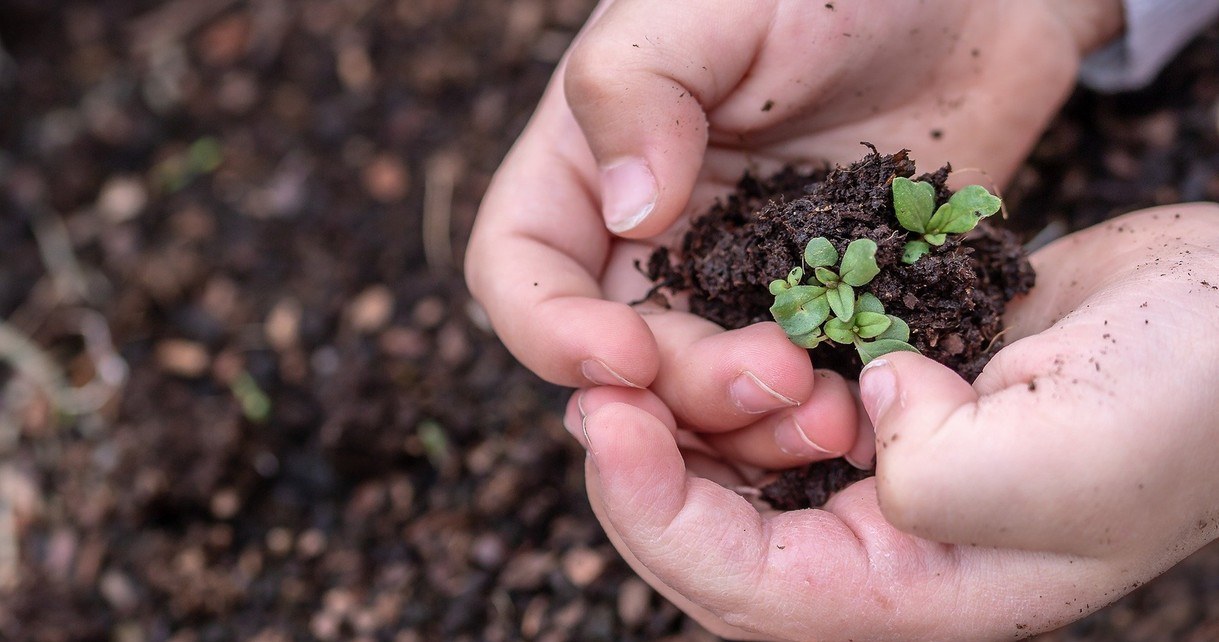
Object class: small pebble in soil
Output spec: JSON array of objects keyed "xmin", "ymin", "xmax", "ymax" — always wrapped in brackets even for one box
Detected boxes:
[
  {"xmin": 560, "ymin": 546, "xmax": 606, "ymax": 587},
  {"xmin": 347, "ymin": 285, "xmax": 395, "ymax": 332},
  {"xmin": 617, "ymin": 577, "xmax": 653, "ymax": 628},
  {"xmin": 362, "ymin": 154, "xmax": 410, "ymax": 202},
  {"xmin": 155, "ymin": 339, "xmax": 211, "ymax": 377},
  {"xmin": 96, "ymin": 176, "xmax": 147, "ymax": 223}
]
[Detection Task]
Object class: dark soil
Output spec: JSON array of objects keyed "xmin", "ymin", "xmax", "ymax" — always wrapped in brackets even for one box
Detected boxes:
[
  {"xmin": 647, "ymin": 147, "xmax": 1035, "ymax": 381},
  {"xmin": 759, "ymin": 458, "xmax": 874, "ymax": 512},
  {"xmin": 0, "ymin": 1, "xmax": 1218, "ymax": 640},
  {"xmin": 646, "ymin": 148, "xmax": 1034, "ymax": 510}
]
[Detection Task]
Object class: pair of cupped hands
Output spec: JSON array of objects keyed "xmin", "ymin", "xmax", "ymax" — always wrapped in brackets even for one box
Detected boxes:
[{"xmin": 467, "ymin": 1, "xmax": 1219, "ymax": 639}]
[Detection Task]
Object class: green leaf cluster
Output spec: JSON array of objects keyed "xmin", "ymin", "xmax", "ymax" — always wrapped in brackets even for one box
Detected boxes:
[
  {"xmin": 892, "ymin": 178, "xmax": 1002, "ymax": 263},
  {"xmin": 769, "ymin": 237, "xmax": 918, "ymax": 365}
]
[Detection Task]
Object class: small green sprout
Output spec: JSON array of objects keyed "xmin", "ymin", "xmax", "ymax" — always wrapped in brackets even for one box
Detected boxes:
[
  {"xmin": 770, "ymin": 237, "xmax": 880, "ymax": 322},
  {"xmin": 769, "ymin": 238, "xmax": 918, "ymax": 364},
  {"xmin": 892, "ymin": 177, "xmax": 1002, "ymax": 263},
  {"xmin": 230, "ymin": 370, "xmax": 272, "ymax": 423},
  {"xmin": 823, "ymin": 293, "xmax": 918, "ymax": 364}
]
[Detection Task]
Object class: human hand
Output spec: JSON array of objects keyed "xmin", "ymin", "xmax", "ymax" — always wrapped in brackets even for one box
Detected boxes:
[
  {"xmin": 467, "ymin": 0, "xmax": 1122, "ymax": 469},
  {"xmin": 571, "ymin": 204, "xmax": 1219, "ymax": 641},
  {"xmin": 862, "ymin": 204, "xmax": 1219, "ymax": 557},
  {"xmin": 568, "ymin": 207, "xmax": 1219, "ymax": 642}
]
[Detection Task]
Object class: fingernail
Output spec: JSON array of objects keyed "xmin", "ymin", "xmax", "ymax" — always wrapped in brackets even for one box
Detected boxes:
[
  {"xmin": 581, "ymin": 409, "xmax": 599, "ymax": 470},
  {"xmin": 563, "ymin": 392, "xmax": 588, "ymax": 445},
  {"xmin": 859, "ymin": 359, "xmax": 897, "ymax": 422},
  {"xmin": 581, "ymin": 359, "xmax": 641, "ymax": 388},
  {"xmin": 601, "ymin": 158, "xmax": 657, "ymax": 234},
  {"xmin": 775, "ymin": 417, "xmax": 838, "ymax": 458},
  {"xmin": 730, "ymin": 371, "xmax": 798, "ymax": 414},
  {"xmin": 844, "ymin": 452, "xmax": 875, "ymax": 471}
]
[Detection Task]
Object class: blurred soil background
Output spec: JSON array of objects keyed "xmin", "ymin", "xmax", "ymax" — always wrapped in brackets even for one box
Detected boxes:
[{"xmin": 0, "ymin": 1, "xmax": 1217, "ymax": 640}]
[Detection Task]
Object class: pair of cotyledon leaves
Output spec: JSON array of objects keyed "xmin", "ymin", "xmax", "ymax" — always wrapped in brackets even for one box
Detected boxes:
[{"xmin": 892, "ymin": 177, "xmax": 1002, "ymax": 263}]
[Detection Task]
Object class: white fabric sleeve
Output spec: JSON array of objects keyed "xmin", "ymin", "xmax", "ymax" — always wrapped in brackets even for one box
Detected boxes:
[{"xmin": 1079, "ymin": 0, "xmax": 1219, "ymax": 92}]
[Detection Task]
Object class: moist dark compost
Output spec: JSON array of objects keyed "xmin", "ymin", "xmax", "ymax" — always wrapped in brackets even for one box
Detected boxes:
[{"xmin": 645, "ymin": 146, "xmax": 1036, "ymax": 510}]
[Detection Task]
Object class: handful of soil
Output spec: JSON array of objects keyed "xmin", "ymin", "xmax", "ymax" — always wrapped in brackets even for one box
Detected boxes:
[{"xmin": 644, "ymin": 146, "xmax": 1035, "ymax": 510}]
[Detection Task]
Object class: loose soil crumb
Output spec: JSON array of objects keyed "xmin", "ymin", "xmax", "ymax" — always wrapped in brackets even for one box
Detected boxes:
[{"xmin": 759, "ymin": 459, "xmax": 872, "ymax": 511}]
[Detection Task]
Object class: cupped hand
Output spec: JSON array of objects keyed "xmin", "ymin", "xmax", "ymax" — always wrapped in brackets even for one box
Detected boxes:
[
  {"xmin": 467, "ymin": 0, "xmax": 1115, "ymax": 468},
  {"xmin": 865, "ymin": 204, "xmax": 1219, "ymax": 557},
  {"xmin": 577, "ymin": 204, "xmax": 1219, "ymax": 641}
]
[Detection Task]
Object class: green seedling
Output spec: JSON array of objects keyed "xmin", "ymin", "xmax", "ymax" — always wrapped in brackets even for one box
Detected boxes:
[
  {"xmin": 769, "ymin": 237, "xmax": 880, "ymax": 324},
  {"xmin": 231, "ymin": 370, "xmax": 272, "ymax": 423},
  {"xmin": 769, "ymin": 238, "xmax": 919, "ymax": 364},
  {"xmin": 824, "ymin": 293, "xmax": 919, "ymax": 364},
  {"xmin": 892, "ymin": 177, "xmax": 1002, "ymax": 263}
]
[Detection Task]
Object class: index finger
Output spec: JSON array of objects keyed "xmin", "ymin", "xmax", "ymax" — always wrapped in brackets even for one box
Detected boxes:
[{"xmin": 466, "ymin": 75, "xmax": 659, "ymax": 388}]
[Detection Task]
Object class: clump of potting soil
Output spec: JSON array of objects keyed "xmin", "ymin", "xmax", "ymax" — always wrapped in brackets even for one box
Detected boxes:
[{"xmin": 644, "ymin": 145, "xmax": 1035, "ymax": 510}]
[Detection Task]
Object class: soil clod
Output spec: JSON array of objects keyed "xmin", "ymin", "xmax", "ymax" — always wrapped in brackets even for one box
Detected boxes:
[{"xmin": 645, "ymin": 147, "xmax": 1035, "ymax": 509}]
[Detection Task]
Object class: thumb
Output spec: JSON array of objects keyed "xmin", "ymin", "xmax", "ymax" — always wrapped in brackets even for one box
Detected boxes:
[
  {"xmin": 563, "ymin": 0, "xmax": 773, "ymax": 237},
  {"xmin": 858, "ymin": 354, "xmax": 983, "ymax": 539},
  {"xmin": 859, "ymin": 350, "xmax": 1119, "ymax": 555}
]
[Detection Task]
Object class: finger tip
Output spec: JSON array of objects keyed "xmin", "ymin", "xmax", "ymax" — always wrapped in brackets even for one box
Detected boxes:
[
  {"xmin": 536, "ymin": 298, "xmax": 658, "ymax": 388},
  {"xmin": 563, "ymin": 390, "xmax": 590, "ymax": 448},
  {"xmin": 584, "ymin": 402, "xmax": 677, "ymax": 464},
  {"xmin": 580, "ymin": 387, "xmax": 678, "ymax": 433},
  {"xmin": 583, "ymin": 402, "xmax": 689, "ymax": 536},
  {"xmin": 786, "ymin": 371, "xmax": 858, "ymax": 456},
  {"xmin": 719, "ymin": 323, "xmax": 818, "ymax": 401}
]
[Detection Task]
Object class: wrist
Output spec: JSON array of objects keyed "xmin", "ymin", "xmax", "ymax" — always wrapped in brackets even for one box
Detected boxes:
[{"xmin": 1041, "ymin": 0, "xmax": 1126, "ymax": 55}]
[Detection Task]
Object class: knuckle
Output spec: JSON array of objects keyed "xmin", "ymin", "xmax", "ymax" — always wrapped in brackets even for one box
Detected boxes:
[
  {"xmin": 874, "ymin": 455, "xmax": 936, "ymax": 536},
  {"xmin": 563, "ymin": 35, "xmax": 634, "ymax": 114}
]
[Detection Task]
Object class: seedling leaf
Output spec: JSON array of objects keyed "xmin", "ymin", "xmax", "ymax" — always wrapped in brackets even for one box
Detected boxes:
[
  {"xmin": 948, "ymin": 184, "xmax": 1002, "ymax": 219},
  {"xmin": 926, "ymin": 203, "xmax": 979, "ymax": 235},
  {"xmin": 924, "ymin": 185, "xmax": 1002, "ymax": 236},
  {"xmin": 770, "ymin": 286, "xmax": 830, "ymax": 335},
  {"xmin": 902, "ymin": 240, "xmax": 931, "ymax": 264},
  {"xmin": 826, "ymin": 284, "xmax": 854, "ymax": 321},
  {"xmin": 804, "ymin": 237, "xmax": 839, "ymax": 268},
  {"xmin": 892, "ymin": 177, "xmax": 935, "ymax": 233},
  {"xmin": 769, "ymin": 279, "xmax": 788, "ymax": 295},
  {"xmin": 823, "ymin": 318, "xmax": 856, "ymax": 344},
  {"xmin": 854, "ymin": 312, "xmax": 892, "ymax": 339},
  {"xmin": 814, "ymin": 266, "xmax": 839, "ymax": 286},
  {"xmin": 840, "ymin": 238, "xmax": 880, "ymax": 286},
  {"xmin": 925, "ymin": 203, "xmax": 955, "ymax": 233},
  {"xmin": 924, "ymin": 232, "xmax": 947, "ymax": 246},
  {"xmin": 941, "ymin": 208, "xmax": 983, "ymax": 234},
  {"xmin": 878, "ymin": 315, "xmax": 911, "ymax": 342},
  {"xmin": 855, "ymin": 338, "xmax": 920, "ymax": 364},
  {"xmin": 791, "ymin": 328, "xmax": 827, "ymax": 349},
  {"xmin": 857, "ymin": 292, "xmax": 885, "ymax": 315}
]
